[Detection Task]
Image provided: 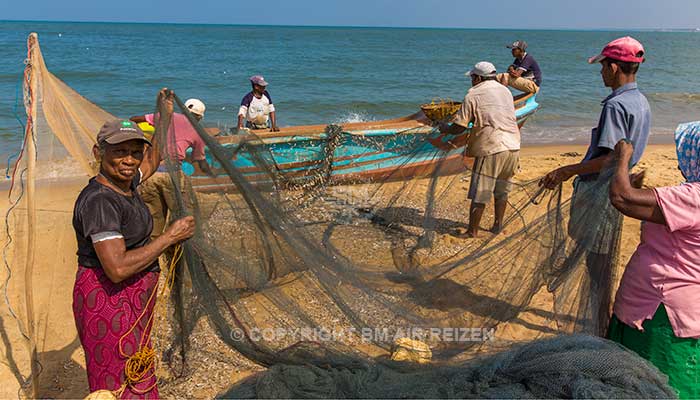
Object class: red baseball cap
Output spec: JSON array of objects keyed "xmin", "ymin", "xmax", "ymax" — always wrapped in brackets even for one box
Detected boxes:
[{"xmin": 588, "ymin": 36, "xmax": 645, "ymax": 64}]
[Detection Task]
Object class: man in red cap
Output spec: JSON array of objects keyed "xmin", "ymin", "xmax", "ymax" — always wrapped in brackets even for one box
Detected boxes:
[{"xmin": 539, "ymin": 36, "xmax": 651, "ymax": 335}]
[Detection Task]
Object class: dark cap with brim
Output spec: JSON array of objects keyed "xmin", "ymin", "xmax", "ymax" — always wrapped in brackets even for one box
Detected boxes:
[
  {"xmin": 506, "ymin": 40, "xmax": 528, "ymax": 50},
  {"xmin": 97, "ymin": 119, "xmax": 151, "ymax": 146}
]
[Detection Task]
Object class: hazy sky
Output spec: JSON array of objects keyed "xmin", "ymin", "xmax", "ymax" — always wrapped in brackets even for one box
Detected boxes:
[{"xmin": 4, "ymin": 0, "xmax": 700, "ymax": 30}]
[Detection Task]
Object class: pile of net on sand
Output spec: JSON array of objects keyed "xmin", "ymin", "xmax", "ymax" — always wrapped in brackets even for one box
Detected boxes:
[
  {"xmin": 223, "ymin": 335, "xmax": 675, "ymax": 399},
  {"xmin": 3, "ymin": 33, "xmax": 675, "ymax": 399}
]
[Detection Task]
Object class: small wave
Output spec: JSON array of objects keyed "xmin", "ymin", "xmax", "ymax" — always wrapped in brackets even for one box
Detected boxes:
[
  {"xmin": 334, "ymin": 111, "xmax": 376, "ymax": 124},
  {"xmin": 647, "ymin": 92, "xmax": 700, "ymax": 102},
  {"xmin": 0, "ymin": 73, "xmax": 23, "ymax": 83},
  {"xmin": 52, "ymin": 70, "xmax": 120, "ymax": 80}
]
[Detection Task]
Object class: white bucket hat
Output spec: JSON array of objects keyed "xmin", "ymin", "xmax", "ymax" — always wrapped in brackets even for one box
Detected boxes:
[{"xmin": 466, "ymin": 61, "xmax": 497, "ymax": 78}]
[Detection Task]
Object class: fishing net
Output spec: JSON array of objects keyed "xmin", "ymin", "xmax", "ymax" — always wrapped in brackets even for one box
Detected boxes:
[
  {"xmin": 1, "ymin": 33, "xmax": 676, "ymax": 399},
  {"xmin": 1, "ymin": 33, "xmax": 114, "ymax": 398},
  {"xmin": 223, "ymin": 335, "xmax": 675, "ymax": 399}
]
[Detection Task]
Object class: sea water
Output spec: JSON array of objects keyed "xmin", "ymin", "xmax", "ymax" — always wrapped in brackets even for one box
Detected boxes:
[{"xmin": 1, "ymin": 21, "xmax": 699, "ymax": 156}]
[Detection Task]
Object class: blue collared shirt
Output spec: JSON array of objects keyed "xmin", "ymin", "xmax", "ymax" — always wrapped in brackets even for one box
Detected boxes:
[{"xmin": 581, "ymin": 82, "xmax": 651, "ymax": 176}]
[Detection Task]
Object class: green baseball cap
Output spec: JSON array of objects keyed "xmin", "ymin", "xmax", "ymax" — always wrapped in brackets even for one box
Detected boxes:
[{"xmin": 96, "ymin": 119, "xmax": 151, "ymax": 146}]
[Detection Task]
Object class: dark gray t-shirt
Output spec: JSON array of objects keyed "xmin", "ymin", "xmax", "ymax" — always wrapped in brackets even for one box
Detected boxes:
[
  {"xmin": 580, "ymin": 82, "xmax": 651, "ymax": 180},
  {"xmin": 72, "ymin": 171, "xmax": 159, "ymax": 272}
]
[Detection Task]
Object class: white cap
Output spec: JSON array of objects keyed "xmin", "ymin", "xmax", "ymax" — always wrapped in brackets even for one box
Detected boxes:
[
  {"xmin": 466, "ymin": 61, "xmax": 497, "ymax": 78},
  {"xmin": 184, "ymin": 98, "xmax": 206, "ymax": 116}
]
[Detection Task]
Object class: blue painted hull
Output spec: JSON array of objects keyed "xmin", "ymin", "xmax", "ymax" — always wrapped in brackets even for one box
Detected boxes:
[{"xmin": 193, "ymin": 95, "xmax": 539, "ymax": 191}]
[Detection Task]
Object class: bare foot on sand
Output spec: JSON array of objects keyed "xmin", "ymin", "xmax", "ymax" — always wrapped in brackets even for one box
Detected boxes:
[{"xmin": 452, "ymin": 227, "xmax": 478, "ymax": 238}]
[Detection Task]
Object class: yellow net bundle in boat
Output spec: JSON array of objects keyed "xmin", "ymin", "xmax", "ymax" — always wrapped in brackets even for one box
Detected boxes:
[{"xmin": 420, "ymin": 99, "xmax": 462, "ymax": 123}]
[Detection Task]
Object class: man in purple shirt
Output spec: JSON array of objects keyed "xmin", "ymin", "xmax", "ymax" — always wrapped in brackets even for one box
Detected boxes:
[{"xmin": 497, "ymin": 40, "xmax": 542, "ymax": 94}]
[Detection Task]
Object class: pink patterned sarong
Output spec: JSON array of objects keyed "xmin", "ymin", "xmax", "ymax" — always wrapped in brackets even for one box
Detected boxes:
[{"xmin": 72, "ymin": 266, "xmax": 160, "ymax": 399}]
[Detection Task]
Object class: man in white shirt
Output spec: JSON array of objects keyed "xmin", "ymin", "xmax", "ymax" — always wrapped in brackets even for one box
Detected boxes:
[
  {"xmin": 438, "ymin": 61, "xmax": 521, "ymax": 238},
  {"xmin": 237, "ymin": 75, "xmax": 279, "ymax": 132}
]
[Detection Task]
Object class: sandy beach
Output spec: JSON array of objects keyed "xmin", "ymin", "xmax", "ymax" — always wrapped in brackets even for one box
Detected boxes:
[{"xmin": 0, "ymin": 141, "xmax": 684, "ymax": 398}]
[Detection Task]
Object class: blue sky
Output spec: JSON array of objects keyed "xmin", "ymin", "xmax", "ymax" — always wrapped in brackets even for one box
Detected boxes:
[{"xmin": 4, "ymin": 0, "xmax": 700, "ymax": 30}]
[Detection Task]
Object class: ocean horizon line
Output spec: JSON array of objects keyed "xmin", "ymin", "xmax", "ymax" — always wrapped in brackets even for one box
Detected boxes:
[{"xmin": 1, "ymin": 19, "xmax": 698, "ymax": 33}]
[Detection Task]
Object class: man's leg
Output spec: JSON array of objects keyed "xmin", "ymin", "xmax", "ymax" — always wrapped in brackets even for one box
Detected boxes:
[
  {"xmin": 508, "ymin": 76, "xmax": 539, "ymax": 94},
  {"xmin": 496, "ymin": 73, "xmax": 510, "ymax": 87},
  {"xmin": 159, "ymin": 172, "xmax": 185, "ymax": 268},
  {"xmin": 467, "ymin": 202, "xmax": 486, "ymax": 237},
  {"xmin": 491, "ymin": 150, "xmax": 519, "ymax": 233},
  {"xmin": 140, "ymin": 171, "xmax": 180, "ymax": 269},
  {"xmin": 586, "ymin": 251, "xmax": 615, "ymax": 336},
  {"xmin": 139, "ymin": 172, "xmax": 170, "ymax": 241},
  {"xmin": 496, "ymin": 73, "xmax": 539, "ymax": 94},
  {"xmin": 492, "ymin": 197, "xmax": 507, "ymax": 233},
  {"xmin": 465, "ymin": 155, "xmax": 500, "ymax": 238},
  {"xmin": 568, "ymin": 177, "xmax": 622, "ymax": 336}
]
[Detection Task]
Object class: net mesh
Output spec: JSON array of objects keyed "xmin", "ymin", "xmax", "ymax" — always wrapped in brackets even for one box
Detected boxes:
[
  {"xmin": 224, "ymin": 335, "xmax": 675, "ymax": 399},
  {"xmin": 0, "ymin": 33, "xmax": 676, "ymax": 399}
]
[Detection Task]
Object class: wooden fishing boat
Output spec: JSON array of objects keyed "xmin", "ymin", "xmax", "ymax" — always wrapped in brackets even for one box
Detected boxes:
[
  {"xmin": 20, "ymin": 33, "xmax": 539, "ymax": 192},
  {"xmin": 191, "ymin": 93, "xmax": 539, "ymax": 192}
]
